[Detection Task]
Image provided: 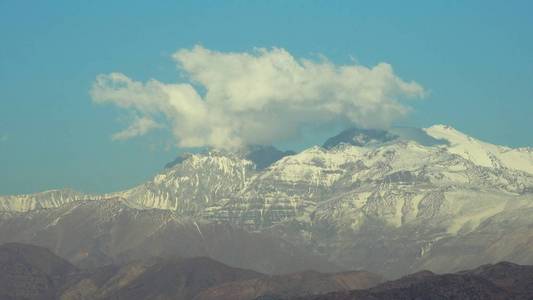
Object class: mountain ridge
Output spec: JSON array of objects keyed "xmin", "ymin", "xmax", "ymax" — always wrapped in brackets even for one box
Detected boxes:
[
  {"xmin": 2, "ymin": 242, "xmax": 532, "ymax": 300},
  {"xmin": 1, "ymin": 125, "xmax": 532, "ymax": 277}
]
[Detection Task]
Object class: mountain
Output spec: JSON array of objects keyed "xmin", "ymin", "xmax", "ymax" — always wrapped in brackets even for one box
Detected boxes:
[
  {"xmin": 300, "ymin": 262, "xmax": 533, "ymax": 300},
  {"xmin": 61, "ymin": 256, "xmax": 263, "ymax": 300},
  {"xmin": 0, "ymin": 188, "xmax": 105, "ymax": 212},
  {"xmin": 243, "ymin": 145, "xmax": 295, "ymax": 170},
  {"xmin": 0, "ymin": 243, "xmax": 77, "ymax": 300},
  {"xmin": 1, "ymin": 124, "xmax": 533, "ymax": 277},
  {"xmin": 164, "ymin": 145, "xmax": 294, "ymax": 171},
  {"xmin": 322, "ymin": 127, "xmax": 398, "ymax": 149},
  {"xmin": 0, "ymin": 199, "xmax": 338, "ymax": 274},
  {"xmin": 194, "ymin": 270, "xmax": 382, "ymax": 300},
  {"xmin": 5, "ymin": 243, "xmax": 530, "ymax": 300},
  {"xmin": 0, "ymin": 242, "xmax": 263, "ymax": 300},
  {"xmin": 425, "ymin": 125, "xmax": 533, "ymax": 174},
  {"xmin": 322, "ymin": 126, "xmax": 449, "ymax": 149},
  {"xmin": 0, "ymin": 242, "xmax": 382, "ymax": 300}
]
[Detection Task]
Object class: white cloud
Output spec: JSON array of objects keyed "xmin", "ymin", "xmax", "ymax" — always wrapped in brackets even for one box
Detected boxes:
[
  {"xmin": 92, "ymin": 46, "xmax": 425, "ymax": 149},
  {"xmin": 111, "ymin": 116, "xmax": 161, "ymax": 141}
]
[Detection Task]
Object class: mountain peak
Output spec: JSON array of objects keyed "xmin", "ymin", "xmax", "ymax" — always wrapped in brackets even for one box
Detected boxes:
[
  {"xmin": 424, "ymin": 124, "xmax": 473, "ymax": 144},
  {"xmin": 164, "ymin": 153, "xmax": 192, "ymax": 169},
  {"xmin": 242, "ymin": 145, "xmax": 295, "ymax": 170},
  {"xmin": 428, "ymin": 124, "xmax": 457, "ymax": 131},
  {"xmin": 164, "ymin": 145, "xmax": 294, "ymax": 171},
  {"xmin": 322, "ymin": 127, "xmax": 398, "ymax": 149},
  {"xmin": 424, "ymin": 124, "xmax": 533, "ymax": 174}
]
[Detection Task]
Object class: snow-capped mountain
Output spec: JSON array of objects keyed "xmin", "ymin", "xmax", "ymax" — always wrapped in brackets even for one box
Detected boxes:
[
  {"xmin": 1, "ymin": 125, "xmax": 532, "ymax": 277},
  {"xmin": 0, "ymin": 188, "xmax": 105, "ymax": 212},
  {"xmin": 425, "ymin": 125, "xmax": 533, "ymax": 174}
]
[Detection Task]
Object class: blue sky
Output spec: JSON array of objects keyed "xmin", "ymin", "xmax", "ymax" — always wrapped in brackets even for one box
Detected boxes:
[{"xmin": 1, "ymin": 1, "xmax": 532, "ymax": 195}]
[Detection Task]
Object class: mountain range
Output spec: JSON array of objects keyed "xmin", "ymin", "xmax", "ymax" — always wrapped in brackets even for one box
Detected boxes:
[
  {"xmin": 2, "ymin": 243, "xmax": 532, "ymax": 300},
  {"xmin": 1, "ymin": 125, "xmax": 533, "ymax": 278},
  {"xmin": 0, "ymin": 243, "xmax": 381, "ymax": 300}
]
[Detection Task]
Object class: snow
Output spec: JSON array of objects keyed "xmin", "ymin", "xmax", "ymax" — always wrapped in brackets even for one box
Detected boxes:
[
  {"xmin": 425, "ymin": 124, "xmax": 533, "ymax": 175},
  {"xmin": 2, "ymin": 123, "xmax": 533, "ymax": 253},
  {"xmin": 2, "ymin": 124, "xmax": 533, "ymax": 278}
]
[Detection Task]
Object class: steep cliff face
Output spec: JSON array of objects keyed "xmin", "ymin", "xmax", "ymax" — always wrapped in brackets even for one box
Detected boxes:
[{"xmin": 1, "ymin": 125, "xmax": 533, "ymax": 277}]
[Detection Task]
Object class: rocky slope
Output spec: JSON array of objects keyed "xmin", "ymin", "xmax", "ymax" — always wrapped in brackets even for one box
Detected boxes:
[{"xmin": 1, "ymin": 125, "xmax": 532, "ymax": 277}]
